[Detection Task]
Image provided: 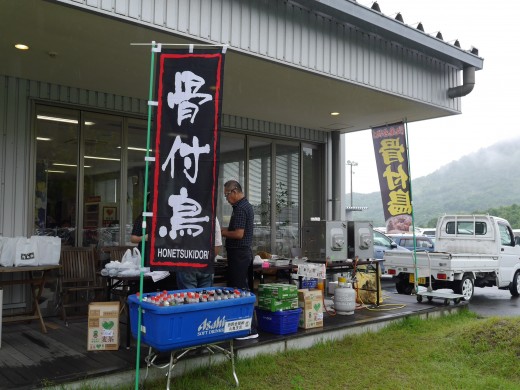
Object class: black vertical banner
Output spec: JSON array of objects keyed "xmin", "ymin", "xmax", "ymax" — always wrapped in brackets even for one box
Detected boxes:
[
  {"xmin": 149, "ymin": 49, "xmax": 225, "ymax": 272},
  {"xmin": 371, "ymin": 122, "xmax": 413, "ymax": 233}
]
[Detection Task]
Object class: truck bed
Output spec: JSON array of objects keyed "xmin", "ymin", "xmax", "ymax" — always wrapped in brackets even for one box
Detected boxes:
[{"xmin": 384, "ymin": 250, "xmax": 499, "ymax": 277}]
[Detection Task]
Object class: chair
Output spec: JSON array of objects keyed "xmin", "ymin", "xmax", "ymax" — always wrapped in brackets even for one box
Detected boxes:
[{"xmin": 58, "ymin": 247, "xmax": 105, "ymax": 325}]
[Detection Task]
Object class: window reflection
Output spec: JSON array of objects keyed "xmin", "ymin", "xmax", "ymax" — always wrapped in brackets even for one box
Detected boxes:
[
  {"xmin": 34, "ymin": 105, "xmax": 79, "ymax": 246},
  {"xmin": 249, "ymin": 138, "xmax": 272, "ymax": 254},
  {"xmin": 126, "ymin": 118, "xmax": 150, "ymax": 245},
  {"xmin": 219, "ymin": 133, "xmax": 245, "ymax": 228},
  {"xmin": 34, "ymin": 106, "xmax": 321, "ymax": 254},
  {"xmin": 302, "ymin": 145, "xmax": 323, "ymax": 222},
  {"xmin": 275, "ymin": 143, "xmax": 299, "ymax": 257},
  {"xmin": 82, "ymin": 113, "xmax": 122, "ymax": 247}
]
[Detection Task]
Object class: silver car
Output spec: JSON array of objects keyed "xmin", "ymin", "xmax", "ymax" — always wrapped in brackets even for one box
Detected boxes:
[{"xmin": 373, "ymin": 230, "xmax": 410, "ymax": 273}]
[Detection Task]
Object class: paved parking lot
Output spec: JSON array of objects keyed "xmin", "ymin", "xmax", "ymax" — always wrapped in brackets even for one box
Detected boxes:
[{"xmin": 381, "ymin": 276, "xmax": 520, "ymax": 317}]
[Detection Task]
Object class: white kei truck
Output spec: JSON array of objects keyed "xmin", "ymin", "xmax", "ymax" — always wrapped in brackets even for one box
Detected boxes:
[{"xmin": 384, "ymin": 215, "xmax": 520, "ymax": 302}]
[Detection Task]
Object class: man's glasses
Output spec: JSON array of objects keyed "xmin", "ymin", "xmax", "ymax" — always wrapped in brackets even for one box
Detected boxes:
[{"xmin": 224, "ymin": 188, "xmax": 236, "ymax": 198}]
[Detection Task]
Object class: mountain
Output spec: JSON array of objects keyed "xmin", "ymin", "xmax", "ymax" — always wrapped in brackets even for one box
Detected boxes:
[{"xmin": 348, "ymin": 137, "xmax": 520, "ymax": 227}]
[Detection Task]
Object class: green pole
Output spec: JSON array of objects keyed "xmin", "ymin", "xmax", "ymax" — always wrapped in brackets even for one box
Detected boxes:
[
  {"xmin": 404, "ymin": 120, "xmax": 419, "ymax": 294},
  {"xmin": 134, "ymin": 41, "xmax": 156, "ymax": 390}
]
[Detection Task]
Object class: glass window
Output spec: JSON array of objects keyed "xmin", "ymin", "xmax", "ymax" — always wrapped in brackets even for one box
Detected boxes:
[
  {"xmin": 34, "ymin": 109, "xmax": 322, "ymax": 253},
  {"xmin": 499, "ymin": 223, "xmax": 513, "ymax": 247},
  {"xmin": 82, "ymin": 113, "xmax": 122, "ymax": 247},
  {"xmin": 249, "ymin": 138, "xmax": 272, "ymax": 254},
  {"xmin": 34, "ymin": 105, "xmax": 80, "ymax": 246},
  {"xmin": 446, "ymin": 221, "xmax": 474, "ymax": 235},
  {"xmin": 402, "ymin": 239, "xmax": 412, "ymax": 247},
  {"xmin": 219, "ymin": 133, "xmax": 246, "ymax": 250},
  {"xmin": 302, "ymin": 144, "xmax": 323, "ymax": 222},
  {"xmin": 475, "ymin": 222, "xmax": 487, "ymax": 235},
  {"xmin": 126, "ymin": 118, "xmax": 150, "ymax": 245},
  {"xmin": 274, "ymin": 143, "xmax": 299, "ymax": 257},
  {"xmin": 373, "ymin": 231, "xmax": 392, "ymax": 249}
]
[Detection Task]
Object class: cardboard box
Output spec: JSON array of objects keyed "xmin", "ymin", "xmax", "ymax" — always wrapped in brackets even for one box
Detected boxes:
[
  {"xmin": 87, "ymin": 302, "xmax": 120, "ymax": 351},
  {"xmin": 297, "ymin": 289, "xmax": 324, "ymax": 329},
  {"xmin": 258, "ymin": 296, "xmax": 299, "ymax": 312},
  {"xmin": 258, "ymin": 283, "xmax": 298, "ymax": 299}
]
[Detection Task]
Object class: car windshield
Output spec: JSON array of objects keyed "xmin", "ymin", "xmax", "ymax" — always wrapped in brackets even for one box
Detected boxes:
[{"xmin": 373, "ymin": 231, "xmax": 393, "ymax": 248}]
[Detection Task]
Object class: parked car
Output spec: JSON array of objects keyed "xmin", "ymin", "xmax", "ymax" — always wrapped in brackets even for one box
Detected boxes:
[
  {"xmin": 373, "ymin": 230, "xmax": 409, "ymax": 273},
  {"xmin": 387, "ymin": 234, "xmax": 435, "ymax": 252},
  {"xmin": 421, "ymin": 228, "xmax": 436, "ymax": 237}
]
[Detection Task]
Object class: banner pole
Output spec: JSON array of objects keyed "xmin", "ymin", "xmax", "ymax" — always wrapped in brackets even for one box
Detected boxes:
[
  {"xmin": 404, "ymin": 120, "xmax": 419, "ymax": 294},
  {"xmin": 134, "ymin": 40, "xmax": 157, "ymax": 390}
]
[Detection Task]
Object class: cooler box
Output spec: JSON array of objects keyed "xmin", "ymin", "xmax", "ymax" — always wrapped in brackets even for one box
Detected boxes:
[{"xmin": 128, "ymin": 288, "xmax": 255, "ymax": 352}]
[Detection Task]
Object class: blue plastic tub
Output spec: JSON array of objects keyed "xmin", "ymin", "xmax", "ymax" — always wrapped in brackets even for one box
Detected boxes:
[
  {"xmin": 255, "ymin": 307, "xmax": 302, "ymax": 335},
  {"xmin": 128, "ymin": 288, "xmax": 255, "ymax": 352}
]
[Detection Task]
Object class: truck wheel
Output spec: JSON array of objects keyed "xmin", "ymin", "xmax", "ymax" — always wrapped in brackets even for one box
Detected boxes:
[
  {"xmin": 454, "ymin": 275, "xmax": 474, "ymax": 301},
  {"xmin": 396, "ymin": 280, "xmax": 413, "ymax": 295},
  {"xmin": 416, "ymin": 295, "xmax": 423, "ymax": 303},
  {"xmin": 509, "ymin": 270, "xmax": 520, "ymax": 296}
]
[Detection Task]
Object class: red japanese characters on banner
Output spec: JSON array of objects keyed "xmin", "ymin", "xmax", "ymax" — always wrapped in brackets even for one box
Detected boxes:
[
  {"xmin": 148, "ymin": 49, "xmax": 225, "ymax": 272},
  {"xmin": 371, "ymin": 122, "xmax": 413, "ymax": 233}
]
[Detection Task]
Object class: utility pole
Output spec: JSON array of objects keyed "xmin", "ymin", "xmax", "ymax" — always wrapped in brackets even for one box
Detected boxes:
[{"xmin": 346, "ymin": 160, "xmax": 358, "ymax": 207}]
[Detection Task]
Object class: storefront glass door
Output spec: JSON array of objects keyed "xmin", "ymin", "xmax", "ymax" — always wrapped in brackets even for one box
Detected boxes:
[
  {"xmin": 34, "ymin": 105, "xmax": 80, "ymax": 246},
  {"xmin": 81, "ymin": 112, "xmax": 122, "ymax": 247}
]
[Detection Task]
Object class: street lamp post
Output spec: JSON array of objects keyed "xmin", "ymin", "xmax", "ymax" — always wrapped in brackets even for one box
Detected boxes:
[{"xmin": 346, "ymin": 160, "xmax": 358, "ymax": 207}]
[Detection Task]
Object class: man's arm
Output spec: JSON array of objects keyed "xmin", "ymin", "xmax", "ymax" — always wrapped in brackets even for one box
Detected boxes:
[
  {"xmin": 130, "ymin": 234, "xmax": 147, "ymax": 244},
  {"xmin": 221, "ymin": 228, "xmax": 245, "ymax": 240}
]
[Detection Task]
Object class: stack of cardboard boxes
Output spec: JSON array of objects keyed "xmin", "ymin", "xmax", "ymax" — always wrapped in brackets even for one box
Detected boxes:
[
  {"xmin": 256, "ymin": 283, "xmax": 324, "ymax": 332},
  {"xmin": 257, "ymin": 283, "xmax": 299, "ymax": 311}
]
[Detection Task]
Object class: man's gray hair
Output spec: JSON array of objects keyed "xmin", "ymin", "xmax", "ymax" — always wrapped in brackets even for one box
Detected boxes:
[{"xmin": 224, "ymin": 180, "xmax": 242, "ymax": 193}]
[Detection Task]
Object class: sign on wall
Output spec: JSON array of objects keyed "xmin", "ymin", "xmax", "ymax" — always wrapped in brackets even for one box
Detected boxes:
[
  {"xmin": 371, "ymin": 122, "xmax": 413, "ymax": 233},
  {"xmin": 149, "ymin": 48, "xmax": 225, "ymax": 272}
]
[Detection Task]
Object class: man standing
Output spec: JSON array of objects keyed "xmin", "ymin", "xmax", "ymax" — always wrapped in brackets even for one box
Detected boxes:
[
  {"xmin": 176, "ymin": 217, "xmax": 222, "ymax": 289},
  {"xmin": 221, "ymin": 179, "xmax": 257, "ymax": 340},
  {"xmin": 221, "ymin": 180, "xmax": 254, "ymax": 290}
]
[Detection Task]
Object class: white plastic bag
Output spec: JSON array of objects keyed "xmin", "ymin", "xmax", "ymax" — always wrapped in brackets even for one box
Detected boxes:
[
  {"xmin": 14, "ymin": 237, "xmax": 38, "ymax": 267},
  {"xmin": 121, "ymin": 247, "xmax": 141, "ymax": 267},
  {"xmin": 32, "ymin": 236, "xmax": 61, "ymax": 265},
  {"xmin": 0, "ymin": 237, "xmax": 24, "ymax": 267},
  {"xmin": 0, "ymin": 237, "xmax": 8, "ymax": 264}
]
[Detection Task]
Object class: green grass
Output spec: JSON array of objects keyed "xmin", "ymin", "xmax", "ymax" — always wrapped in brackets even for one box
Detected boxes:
[{"xmin": 78, "ymin": 310, "xmax": 520, "ymax": 390}]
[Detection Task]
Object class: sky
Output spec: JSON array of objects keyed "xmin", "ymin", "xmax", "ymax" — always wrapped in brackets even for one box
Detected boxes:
[{"xmin": 345, "ymin": 0, "xmax": 520, "ymax": 194}]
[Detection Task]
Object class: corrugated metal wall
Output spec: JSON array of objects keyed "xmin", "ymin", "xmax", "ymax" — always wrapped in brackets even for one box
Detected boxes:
[
  {"xmin": 0, "ymin": 75, "xmax": 323, "ymax": 237},
  {"xmin": 62, "ymin": 0, "xmax": 460, "ymax": 111}
]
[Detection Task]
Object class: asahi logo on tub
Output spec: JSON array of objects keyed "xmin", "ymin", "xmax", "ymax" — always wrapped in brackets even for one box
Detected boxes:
[
  {"xmin": 197, "ymin": 316, "xmax": 252, "ymax": 336},
  {"xmin": 197, "ymin": 316, "xmax": 226, "ymax": 336}
]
